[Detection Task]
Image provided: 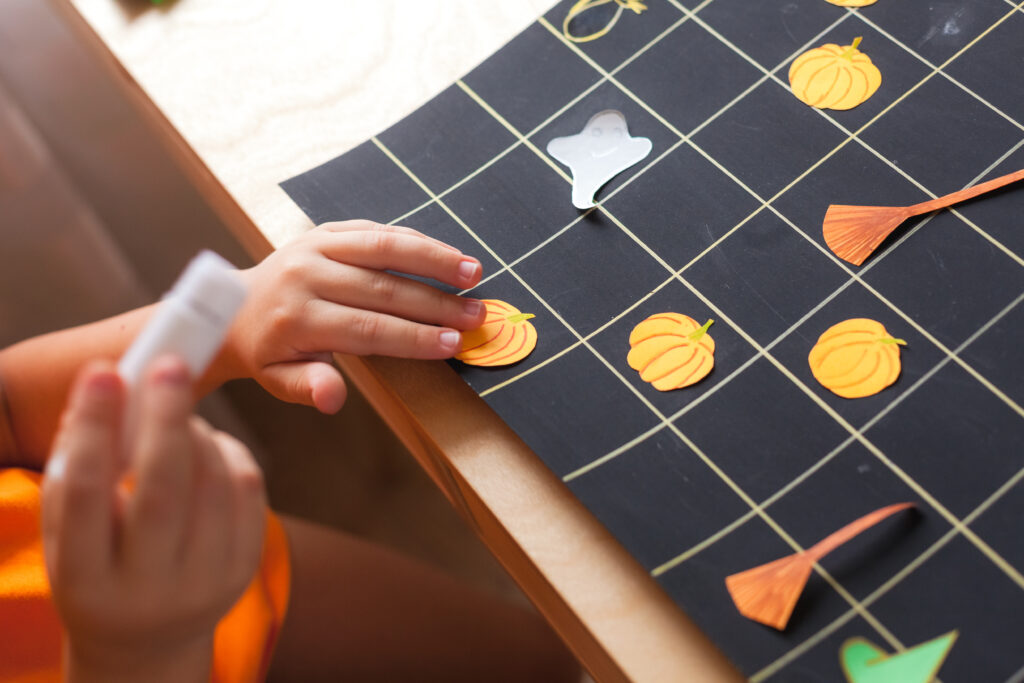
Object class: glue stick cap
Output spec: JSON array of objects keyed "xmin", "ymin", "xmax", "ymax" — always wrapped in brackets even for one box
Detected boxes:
[
  {"xmin": 165, "ymin": 250, "xmax": 247, "ymax": 328},
  {"xmin": 118, "ymin": 250, "xmax": 248, "ymax": 386}
]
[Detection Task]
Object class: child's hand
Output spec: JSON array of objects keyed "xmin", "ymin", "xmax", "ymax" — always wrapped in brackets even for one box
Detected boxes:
[
  {"xmin": 42, "ymin": 357, "xmax": 266, "ymax": 683},
  {"xmin": 227, "ymin": 220, "xmax": 487, "ymax": 414}
]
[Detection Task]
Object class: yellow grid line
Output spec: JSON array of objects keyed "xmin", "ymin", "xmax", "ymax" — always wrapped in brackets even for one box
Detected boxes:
[
  {"xmin": 680, "ymin": 7, "xmax": 1024, "ymax": 272},
  {"xmin": 451, "ymin": 78, "xmax": 914, "ymax": 654},
  {"xmin": 451, "ymin": 5, "xmax": 1024, "ymax": 662},
  {"xmin": 653, "ymin": 288, "xmax": 1024, "ymax": 576},
  {"xmin": 753, "ymin": 457, "xmax": 1024, "ymax": 682},
  {"xmin": 360, "ymin": 3, "xmax": 1024, "ymax": 673},
  {"xmin": 535, "ymin": 0, "xmax": 1024, "ymax": 601}
]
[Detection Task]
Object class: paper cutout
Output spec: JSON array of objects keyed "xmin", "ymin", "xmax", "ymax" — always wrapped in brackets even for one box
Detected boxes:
[
  {"xmin": 824, "ymin": 167, "xmax": 1024, "ymax": 266},
  {"xmin": 789, "ymin": 37, "xmax": 882, "ymax": 110},
  {"xmin": 562, "ymin": 0, "xmax": 648, "ymax": 43},
  {"xmin": 455, "ymin": 299, "xmax": 537, "ymax": 367},
  {"xmin": 826, "ymin": 0, "xmax": 878, "ymax": 6},
  {"xmin": 547, "ymin": 110, "xmax": 653, "ymax": 210},
  {"xmin": 627, "ymin": 314, "xmax": 715, "ymax": 391},
  {"xmin": 841, "ymin": 631, "xmax": 958, "ymax": 683},
  {"xmin": 809, "ymin": 319, "xmax": 906, "ymax": 399},
  {"xmin": 725, "ymin": 503, "xmax": 914, "ymax": 630}
]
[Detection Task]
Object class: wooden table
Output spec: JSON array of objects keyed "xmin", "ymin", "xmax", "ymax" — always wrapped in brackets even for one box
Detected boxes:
[{"xmin": 59, "ymin": 2, "xmax": 742, "ymax": 680}]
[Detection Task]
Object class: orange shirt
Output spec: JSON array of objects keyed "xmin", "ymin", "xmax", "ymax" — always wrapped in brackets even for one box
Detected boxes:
[{"xmin": 0, "ymin": 468, "xmax": 290, "ymax": 683}]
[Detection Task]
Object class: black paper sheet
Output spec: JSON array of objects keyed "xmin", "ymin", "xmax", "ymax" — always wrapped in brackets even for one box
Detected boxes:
[{"xmin": 283, "ymin": 1, "xmax": 1024, "ymax": 679}]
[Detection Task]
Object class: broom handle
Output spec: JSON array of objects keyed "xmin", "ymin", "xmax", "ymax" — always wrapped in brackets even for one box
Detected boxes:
[
  {"xmin": 806, "ymin": 502, "xmax": 914, "ymax": 562},
  {"xmin": 909, "ymin": 168, "xmax": 1024, "ymax": 217}
]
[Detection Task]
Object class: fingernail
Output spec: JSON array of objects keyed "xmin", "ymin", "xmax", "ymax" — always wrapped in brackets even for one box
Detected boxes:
[
  {"xmin": 440, "ymin": 330, "xmax": 462, "ymax": 352},
  {"xmin": 463, "ymin": 299, "xmax": 484, "ymax": 318},
  {"xmin": 45, "ymin": 449, "xmax": 67, "ymax": 481},
  {"xmin": 84, "ymin": 370, "xmax": 120, "ymax": 397},
  {"xmin": 457, "ymin": 259, "xmax": 480, "ymax": 282},
  {"xmin": 151, "ymin": 356, "xmax": 190, "ymax": 385}
]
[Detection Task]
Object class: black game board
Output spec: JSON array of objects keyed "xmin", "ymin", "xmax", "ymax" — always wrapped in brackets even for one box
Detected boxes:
[{"xmin": 282, "ymin": 1, "xmax": 1024, "ymax": 679}]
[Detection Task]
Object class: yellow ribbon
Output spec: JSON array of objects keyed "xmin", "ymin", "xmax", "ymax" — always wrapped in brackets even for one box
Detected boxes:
[{"xmin": 562, "ymin": 0, "xmax": 648, "ymax": 44}]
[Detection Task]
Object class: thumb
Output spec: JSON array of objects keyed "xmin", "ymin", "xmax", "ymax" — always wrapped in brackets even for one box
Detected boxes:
[{"xmin": 258, "ymin": 360, "xmax": 348, "ymax": 414}]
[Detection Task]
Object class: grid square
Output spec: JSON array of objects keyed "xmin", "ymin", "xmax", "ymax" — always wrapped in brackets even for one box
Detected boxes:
[
  {"xmin": 603, "ymin": 144, "xmax": 762, "ymax": 271},
  {"xmin": 959, "ymin": 298, "xmax": 1024, "ymax": 410},
  {"xmin": 859, "ymin": 75, "xmax": 1023, "ymax": 193},
  {"xmin": 613, "ymin": 18, "xmax": 763, "ymax": 136},
  {"xmin": 566, "ymin": 429, "xmax": 751, "ymax": 570},
  {"xmin": 376, "ymin": 85, "xmax": 517, "ymax": 193},
  {"xmin": 773, "ymin": 140, "xmax": 930, "ymax": 257},
  {"xmin": 397, "ymin": 201, "xmax": 502, "ymax": 293},
  {"xmin": 808, "ymin": 19, "xmax": 933, "ymax": 132},
  {"xmin": 542, "ymin": 0, "xmax": 688, "ymax": 72},
  {"xmin": 279, "ymin": 140, "xmax": 427, "ymax": 225},
  {"xmin": 864, "ymin": 362, "xmax": 1024, "ymax": 518},
  {"xmin": 674, "ymin": 357, "xmax": 850, "ymax": 502},
  {"xmin": 482, "ymin": 345, "xmax": 661, "ymax": 477},
  {"xmin": 770, "ymin": 280, "xmax": 947, "ymax": 430},
  {"xmin": 451, "ymin": 269, "xmax": 578, "ymax": 395},
  {"xmin": 764, "ymin": 442, "xmax": 953, "ymax": 601},
  {"xmin": 692, "ymin": 80, "xmax": 848, "ymax": 200},
  {"xmin": 697, "ymin": 0, "xmax": 845, "ymax": 72},
  {"xmin": 952, "ymin": 140, "xmax": 1024, "ymax": 262},
  {"xmin": 441, "ymin": 144, "xmax": 582, "ymax": 264},
  {"xmin": 588, "ymin": 278, "xmax": 759, "ymax": 417},
  {"xmin": 862, "ymin": 208, "xmax": 1024, "ymax": 349},
  {"xmin": 530, "ymin": 80, "xmax": 680, "ymax": 203},
  {"xmin": 861, "ymin": 0, "xmax": 1014, "ymax": 67},
  {"xmin": 969, "ymin": 470, "xmax": 1024, "ymax": 578},
  {"xmin": 656, "ymin": 515, "xmax": 854, "ymax": 676},
  {"xmin": 869, "ymin": 536, "xmax": 1024, "ymax": 682},
  {"xmin": 945, "ymin": 11, "xmax": 1024, "ymax": 129},
  {"xmin": 512, "ymin": 209, "xmax": 668, "ymax": 337},
  {"xmin": 685, "ymin": 210, "xmax": 849, "ymax": 345},
  {"xmin": 461, "ymin": 23, "xmax": 602, "ymax": 135}
]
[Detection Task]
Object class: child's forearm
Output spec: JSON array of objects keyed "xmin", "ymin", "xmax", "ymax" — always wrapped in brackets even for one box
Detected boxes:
[{"xmin": 0, "ymin": 304, "xmax": 241, "ymax": 469}]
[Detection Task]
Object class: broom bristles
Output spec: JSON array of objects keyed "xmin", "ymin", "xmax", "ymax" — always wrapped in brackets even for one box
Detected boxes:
[{"xmin": 823, "ymin": 204, "xmax": 912, "ymax": 266}]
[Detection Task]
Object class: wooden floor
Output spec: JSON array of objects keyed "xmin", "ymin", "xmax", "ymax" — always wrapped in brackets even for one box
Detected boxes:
[{"xmin": 0, "ymin": 0, "xmax": 517, "ymax": 597}]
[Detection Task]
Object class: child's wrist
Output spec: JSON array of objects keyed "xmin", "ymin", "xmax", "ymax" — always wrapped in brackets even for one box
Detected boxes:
[{"xmin": 66, "ymin": 634, "xmax": 214, "ymax": 683}]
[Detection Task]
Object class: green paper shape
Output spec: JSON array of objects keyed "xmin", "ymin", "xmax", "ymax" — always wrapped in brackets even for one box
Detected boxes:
[{"xmin": 840, "ymin": 631, "xmax": 958, "ymax": 683}]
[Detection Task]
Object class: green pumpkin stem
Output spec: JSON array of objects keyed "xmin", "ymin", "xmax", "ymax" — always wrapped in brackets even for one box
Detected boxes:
[
  {"xmin": 506, "ymin": 313, "xmax": 536, "ymax": 324},
  {"xmin": 879, "ymin": 336, "xmax": 908, "ymax": 346},
  {"xmin": 840, "ymin": 36, "xmax": 863, "ymax": 61},
  {"xmin": 688, "ymin": 319, "xmax": 714, "ymax": 341}
]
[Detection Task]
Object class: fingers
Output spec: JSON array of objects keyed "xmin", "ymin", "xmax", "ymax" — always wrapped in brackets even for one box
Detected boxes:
[
  {"xmin": 211, "ymin": 431, "xmax": 266, "ymax": 592},
  {"xmin": 123, "ymin": 356, "xmax": 197, "ymax": 572},
  {"xmin": 183, "ymin": 418, "xmax": 232, "ymax": 578},
  {"xmin": 258, "ymin": 360, "xmax": 348, "ymax": 413},
  {"xmin": 299, "ymin": 300, "xmax": 467, "ymax": 359},
  {"xmin": 42, "ymin": 361, "xmax": 123, "ymax": 583},
  {"xmin": 308, "ymin": 261, "xmax": 486, "ymax": 331},
  {"xmin": 319, "ymin": 219, "xmax": 460, "ymax": 253},
  {"xmin": 314, "ymin": 229, "xmax": 483, "ymax": 291}
]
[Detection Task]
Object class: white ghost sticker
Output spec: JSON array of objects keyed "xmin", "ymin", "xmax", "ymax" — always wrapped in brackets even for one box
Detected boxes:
[{"xmin": 547, "ymin": 110, "xmax": 653, "ymax": 210}]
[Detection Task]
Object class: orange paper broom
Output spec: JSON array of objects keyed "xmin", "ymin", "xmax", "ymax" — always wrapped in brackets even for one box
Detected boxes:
[
  {"xmin": 823, "ymin": 168, "xmax": 1024, "ymax": 266},
  {"xmin": 725, "ymin": 502, "xmax": 914, "ymax": 630}
]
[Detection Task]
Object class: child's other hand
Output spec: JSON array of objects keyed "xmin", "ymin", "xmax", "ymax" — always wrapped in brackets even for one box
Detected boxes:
[
  {"xmin": 228, "ymin": 220, "xmax": 487, "ymax": 414},
  {"xmin": 42, "ymin": 357, "xmax": 266, "ymax": 683}
]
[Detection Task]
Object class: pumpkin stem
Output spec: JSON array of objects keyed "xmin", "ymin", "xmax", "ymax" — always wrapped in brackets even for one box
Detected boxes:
[
  {"xmin": 506, "ymin": 313, "xmax": 536, "ymax": 324},
  {"xmin": 688, "ymin": 319, "xmax": 714, "ymax": 341},
  {"xmin": 840, "ymin": 36, "xmax": 863, "ymax": 61},
  {"xmin": 879, "ymin": 337, "xmax": 908, "ymax": 346}
]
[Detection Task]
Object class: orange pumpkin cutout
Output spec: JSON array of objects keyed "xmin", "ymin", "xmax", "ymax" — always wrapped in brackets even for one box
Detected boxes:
[
  {"xmin": 825, "ymin": 0, "xmax": 877, "ymax": 6},
  {"xmin": 628, "ymin": 314, "xmax": 715, "ymax": 391},
  {"xmin": 809, "ymin": 318, "xmax": 906, "ymax": 398},
  {"xmin": 456, "ymin": 299, "xmax": 537, "ymax": 367},
  {"xmin": 789, "ymin": 37, "xmax": 882, "ymax": 110}
]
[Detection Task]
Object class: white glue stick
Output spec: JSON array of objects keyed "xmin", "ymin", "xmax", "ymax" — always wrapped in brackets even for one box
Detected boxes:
[{"xmin": 119, "ymin": 250, "xmax": 248, "ymax": 388}]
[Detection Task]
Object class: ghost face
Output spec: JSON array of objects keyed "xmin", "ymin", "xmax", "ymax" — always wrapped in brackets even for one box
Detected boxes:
[{"xmin": 585, "ymin": 112, "xmax": 629, "ymax": 158}]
